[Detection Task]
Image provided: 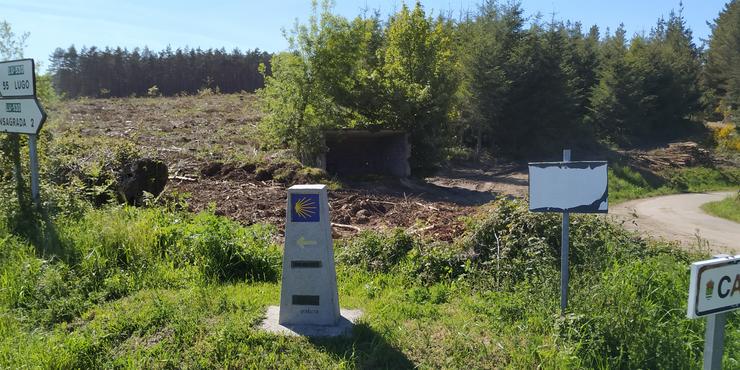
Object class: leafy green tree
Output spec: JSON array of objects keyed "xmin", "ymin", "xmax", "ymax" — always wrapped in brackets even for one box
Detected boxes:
[
  {"xmin": 0, "ymin": 20, "xmax": 31, "ymax": 219},
  {"xmin": 460, "ymin": 2, "xmax": 523, "ymax": 158},
  {"xmin": 379, "ymin": 3, "xmax": 457, "ymax": 169},
  {"xmin": 563, "ymin": 22, "xmax": 601, "ymax": 121},
  {"xmin": 48, "ymin": 45, "xmax": 270, "ymax": 98},
  {"xmin": 259, "ymin": 1, "xmax": 457, "ymax": 171},
  {"xmin": 460, "ymin": 3, "xmax": 596, "ymax": 157},
  {"xmin": 644, "ymin": 9, "xmax": 702, "ymax": 134},
  {"xmin": 495, "ymin": 20, "xmax": 584, "ymax": 155},
  {"xmin": 0, "ymin": 20, "xmax": 27, "ymax": 61},
  {"xmin": 704, "ymin": 0, "xmax": 740, "ymax": 124},
  {"xmin": 258, "ymin": 1, "xmax": 367, "ymax": 164},
  {"xmin": 258, "ymin": 51, "xmax": 333, "ymax": 164},
  {"xmin": 311, "ymin": 12, "xmax": 384, "ymax": 128}
]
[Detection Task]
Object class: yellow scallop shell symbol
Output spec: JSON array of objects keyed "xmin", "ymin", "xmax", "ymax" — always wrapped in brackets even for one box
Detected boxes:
[{"xmin": 294, "ymin": 197, "xmax": 317, "ymax": 218}]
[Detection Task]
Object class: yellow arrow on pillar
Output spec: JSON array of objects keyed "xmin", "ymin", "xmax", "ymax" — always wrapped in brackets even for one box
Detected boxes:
[{"xmin": 297, "ymin": 236, "xmax": 317, "ymax": 248}]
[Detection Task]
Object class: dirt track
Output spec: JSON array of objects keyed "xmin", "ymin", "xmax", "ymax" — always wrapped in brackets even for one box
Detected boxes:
[{"xmin": 611, "ymin": 191, "xmax": 739, "ymax": 254}]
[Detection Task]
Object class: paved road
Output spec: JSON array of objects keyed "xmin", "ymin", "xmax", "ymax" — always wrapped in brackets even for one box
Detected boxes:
[{"xmin": 611, "ymin": 191, "xmax": 739, "ymax": 254}]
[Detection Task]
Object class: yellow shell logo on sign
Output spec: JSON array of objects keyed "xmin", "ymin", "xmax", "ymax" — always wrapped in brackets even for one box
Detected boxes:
[{"xmin": 291, "ymin": 194, "xmax": 319, "ymax": 222}]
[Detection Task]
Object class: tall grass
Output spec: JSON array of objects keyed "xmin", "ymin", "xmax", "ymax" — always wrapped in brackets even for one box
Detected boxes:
[
  {"xmin": 701, "ymin": 193, "xmax": 740, "ymax": 223},
  {"xmin": 0, "ymin": 206, "xmax": 280, "ymax": 327},
  {"xmin": 1, "ymin": 199, "xmax": 737, "ymax": 368},
  {"xmin": 335, "ymin": 198, "xmax": 737, "ymax": 368}
]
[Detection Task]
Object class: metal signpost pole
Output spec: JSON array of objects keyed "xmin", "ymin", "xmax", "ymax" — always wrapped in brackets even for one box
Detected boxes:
[
  {"xmin": 1, "ymin": 59, "xmax": 46, "ymax": 208},
  {"xmin": 560, "ymin": 149, "xmax": 571, "ymax": 315},
  {"xmin": 529, "ymin": 151, "xmax": 607, "ymax": 316},
  {"xmin": 28, "ymin": 134, "xmax": 40, "ymax": 206},
  {"xmin": 704, "ymin": 312, "xmax": 727, "ymax": 370},
  {"xmin": 687, "ymin": 254, "xmax": 740, "ymax": 370}
]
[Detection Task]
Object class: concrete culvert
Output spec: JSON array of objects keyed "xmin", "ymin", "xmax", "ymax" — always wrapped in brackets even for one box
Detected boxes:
[{"xmin": 322, "ymin": 130, "xmax": 410, "ymax": 177}]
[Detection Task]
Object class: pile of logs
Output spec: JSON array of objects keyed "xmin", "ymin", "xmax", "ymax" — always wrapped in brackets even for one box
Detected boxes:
[{"xmin": 632, "ymin": 142, "xmax": 712, "ymax": 170}]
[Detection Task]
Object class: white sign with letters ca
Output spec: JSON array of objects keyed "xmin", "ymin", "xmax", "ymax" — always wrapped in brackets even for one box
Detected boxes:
[
  {"xmin": 687, "ymin": 255, "xmax": 740, "ymax": 319},
  {"xmin": 0, "ymin": 59, "xmax": 46, "ymax": 135}
]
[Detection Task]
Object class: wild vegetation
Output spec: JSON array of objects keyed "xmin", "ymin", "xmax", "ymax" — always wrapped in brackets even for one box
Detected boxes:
[
  {"xmin": 701, "ymin": 192, "xmax": 740, "ymax": 223},
  {"xmin": 257, "ymin": 1, "xmax": 717, "ymax": 171},
  {"xmin": 609, "ymin": 165, "xmax": 740, "ymax": 204},
  {"xmin": 703, "ymin": 1, "xmax": 740, "ymax": 125},
  {"xmin": 34, "ymin": 0, "xmax": 740, "ymax": 168},
  {"xmin": 1, "ymin": 1, "xmax": 739, "ymax": 368},
  {"xmin": 2, "ymin": 197, "xmax": 738, "ymax": 368},
  {"xmin": 259, "ymin": 3, "xmax": 456, "ymax": 169}
]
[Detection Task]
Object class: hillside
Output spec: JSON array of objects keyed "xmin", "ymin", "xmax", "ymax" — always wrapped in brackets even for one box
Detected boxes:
[
  {"xmin": 0, "ymin": 92, "xmax": 738, "ymax": 368},
  {"xmin": 3, "ymin": 0, "xmax": 740, "ymax": 367},
  {"xmin": 41, "ymin": 94, "xmax": 739, "ymax": 240},
  {"xmin": 45, "ymin": 94, "xmax": 489, "ymax": 241}
]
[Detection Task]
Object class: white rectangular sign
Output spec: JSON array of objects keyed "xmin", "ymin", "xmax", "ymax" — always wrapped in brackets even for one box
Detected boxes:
[
  {"xmin": 0, "ymin": 98, "xmax": 46, "ymax": 135},
  {"xmin": 0, "ymin": 59, "xmax": 35, "ymax": 97},
  {"xmin": 687, "ymin": 256, "xmax": 740, "ymax": 319},
  {"xmin": 528, "ymin": 161, "xmax": 608, "ymax": 213}
]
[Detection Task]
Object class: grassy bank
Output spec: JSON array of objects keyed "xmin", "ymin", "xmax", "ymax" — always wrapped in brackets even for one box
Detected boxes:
[
  {"xmin": 1, "ymin": 199, "xmax": 738, "ymax": 368},
  {"xmin": 609, "ymin": 165, "xmax": 740, "ymax": 204},
  {"xmin": 701, "ymin": 193, "xmax": 740, "ymax": 223}
]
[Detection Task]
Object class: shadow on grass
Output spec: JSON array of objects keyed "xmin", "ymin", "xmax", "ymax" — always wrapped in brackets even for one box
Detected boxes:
[
  {"xmin": 7, "ymin": 202, "xmax": 64, "ymax": 258},
  {"xmin": 3, "ymin": 133, "xmax": 63, "ymax": 258},
  {"xmin": 309, "ymin": 322, "xmax": 414, "ymax": 369}
]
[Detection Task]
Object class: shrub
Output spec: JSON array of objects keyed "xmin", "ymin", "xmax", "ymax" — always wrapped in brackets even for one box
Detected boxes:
[
  {"xmin": 169, "ymin": 211, "xmax": 281, "ymax": 283},
  {"xmin": 0, "ymin": 237, "xmax": 89, "ymax": 326},
  {"xmin": 663, "ymin": 166, "xmax": 740, "ymax": 193},
  {"xmin": 712, "ymin": 123, "xmax": 740, "ymax": 153},
  {"xmin": 403, "ymin": 241, "xmax": 469, "ymax": 285},
  {"xmin": 46, "ymin": 137, "xmax": 144, "ymax": 205},
  {"xmin": 461, "ymin": 199, "xmax": 561, "ymax": 288},
  {"xmin": 337, "ymin": 228, "xmax": 472, "ymax": 284},
  {"xmin": 147, "ymin": 85, "xmax": 160, "ymax": 97},
  {"xmin": 336, "ymin": 229, "xmax": 415, "ymax": 273}
]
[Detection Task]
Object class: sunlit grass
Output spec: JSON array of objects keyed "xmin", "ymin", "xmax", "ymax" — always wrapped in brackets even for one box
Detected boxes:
[{"xmin": 701, "ymin": 194, "xmax": 740, "ymax": 223}]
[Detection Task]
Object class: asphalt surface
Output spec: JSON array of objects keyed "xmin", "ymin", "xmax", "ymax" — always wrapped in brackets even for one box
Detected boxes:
[{"xmin": 611, "ymin": 191, "xmax": 739, "ymax": 254}]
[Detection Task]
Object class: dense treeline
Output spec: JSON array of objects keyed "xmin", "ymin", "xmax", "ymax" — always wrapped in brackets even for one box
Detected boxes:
[
  {"xmin": 48, "ymin": 46, "xmax": 271, "ymax": 98},
  {"xmin": 461, "ymin": 2, "xmax": 708, "ymax": 152},
  {"xmin": 259, "ymin": 1, "xmax": 706, "ymax": 168},
  {"xmin": 39, "ymin": 0, "xmax": 739, "ymax": 167},
  {"xmin": 704, "ymin": 0, "xmax": 740, "ymax": 124}
]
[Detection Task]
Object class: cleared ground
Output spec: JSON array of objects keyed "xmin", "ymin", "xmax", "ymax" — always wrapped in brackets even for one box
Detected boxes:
[{"xmin": 47, "ymin": 94, "xmax": 738, "ymax": 244}]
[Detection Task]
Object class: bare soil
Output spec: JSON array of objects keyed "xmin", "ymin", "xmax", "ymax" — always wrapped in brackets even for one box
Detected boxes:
[
  {"xmin": 56, "ymin": 93, "xmax": 262, "ymax": 177},
  {"xmin": 49, "ymin": 94, "xmax": 529, "ymax": 241},
  {"xmin": 50, "ymin": 94, "xmax": 729, "ymax": 242}
]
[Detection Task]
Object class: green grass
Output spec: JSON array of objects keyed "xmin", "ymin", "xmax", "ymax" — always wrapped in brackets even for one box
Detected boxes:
[
  {"xmin": 2, "ymin": 199, "xmax": 738, "ymax": 368},
  {"xmin": 701, "ymin": 194, "xmax": 740, "ymax": 223},
  {"xmin": 609, "ymin": 164, "xmax": 740, "ymax": 204}
]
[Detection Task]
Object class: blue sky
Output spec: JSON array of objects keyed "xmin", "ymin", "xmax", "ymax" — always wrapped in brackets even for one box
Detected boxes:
[{"xmin": 0, "ymin": 0, "xmax": 730, "ymax": 72}]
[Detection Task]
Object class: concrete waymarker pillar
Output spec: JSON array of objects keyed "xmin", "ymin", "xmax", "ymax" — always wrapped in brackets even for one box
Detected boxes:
[
  {"xmin": 279, "ymin": 184, "xmax": 340, "ymax": 325},
  {"xmin": 260, "ymin": 184, "xmax": 361, "ymax": 337}
]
